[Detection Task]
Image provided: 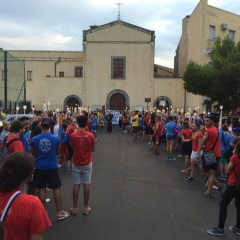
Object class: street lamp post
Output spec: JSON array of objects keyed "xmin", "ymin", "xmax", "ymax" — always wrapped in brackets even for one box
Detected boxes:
[
  {"xmin": 47, "ymin": 102, "xmax": 50, "ymax": 111},
  {"xmin": 23, "ymin": 105, "xmax": 27, "ymax": 114},
  {"xmin": 219, "ymin": 105, "xmax": 223, "ymax": 129},
  {"xmin": 16, "ymin": 106, "xmax": 20, "ymax": 119}
]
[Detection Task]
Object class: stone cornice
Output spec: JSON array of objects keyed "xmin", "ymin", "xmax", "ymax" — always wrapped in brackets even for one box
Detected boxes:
[{"xmin": 83, "ymin": 20, "xmax": 155, "ymax": 42}]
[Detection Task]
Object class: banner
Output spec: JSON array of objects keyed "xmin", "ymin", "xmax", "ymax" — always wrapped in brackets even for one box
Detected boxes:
[{"xmin": 107, "ymin": 110, "xmax": 120, "ymax": 125}]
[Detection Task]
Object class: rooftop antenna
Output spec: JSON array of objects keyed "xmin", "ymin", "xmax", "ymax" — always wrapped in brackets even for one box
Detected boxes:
[{"xmin": 115, "ymin": 0, "xmax": 124, "ymax": 20}]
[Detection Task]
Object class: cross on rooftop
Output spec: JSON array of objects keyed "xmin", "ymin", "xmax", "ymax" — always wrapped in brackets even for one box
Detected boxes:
[{"xmin": 115, "ymin": 0, "xmax": 124, "ymax": 20}]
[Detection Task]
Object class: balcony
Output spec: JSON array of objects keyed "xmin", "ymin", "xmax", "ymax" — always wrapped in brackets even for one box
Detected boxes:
[{"xmin": 203, "ymin": 38, "xmax": 216, "ymax": 54}]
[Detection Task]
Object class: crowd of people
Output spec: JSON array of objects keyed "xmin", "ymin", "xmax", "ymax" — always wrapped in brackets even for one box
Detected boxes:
[
  {"xmin": 0, "ymin": 110, "xmax": 96, "ymax": 239},
  {"xmin": 0, "ymin": 107, "xmax": 240, "ymax": 238},
  {"xmin": 117, "ymin": 108, "xmax": 240, "ymax": 237}
]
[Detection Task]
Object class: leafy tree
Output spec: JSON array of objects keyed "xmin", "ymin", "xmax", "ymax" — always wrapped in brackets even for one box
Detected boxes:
[{"xmin": 183, "ymin": 37, "xmax": 240, "ymax": 110}]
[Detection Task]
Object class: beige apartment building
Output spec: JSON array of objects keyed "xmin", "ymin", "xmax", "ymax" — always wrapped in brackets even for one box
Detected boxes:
[
  {"xmin": 1, "ymin": 0, "xmax": 239, "ymax": 113},
  {"xmin": 175, "ymin": 0, "xmax": 240, "ymax": 110}
]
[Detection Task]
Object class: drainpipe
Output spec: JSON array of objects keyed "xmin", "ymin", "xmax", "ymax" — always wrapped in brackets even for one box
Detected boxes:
[{"xmin": 55, "ymin": 57, "xmax": 61, "ymax": 77}]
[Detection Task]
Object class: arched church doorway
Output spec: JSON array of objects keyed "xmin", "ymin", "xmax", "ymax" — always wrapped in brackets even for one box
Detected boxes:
[
  {"xmin": 106, "ymin": 89, "xmax": 129, "ymax": 111},
  {"xmin": 110, "ymin": 93, "xmax": 126, "ymax": 110},
  {"xmin": 153, "ymin": 96, "xmax": 172, "ymax": 111},
  {"xmin": 63, "ymin": 95, "xmax": 82, "ymax": 111}
]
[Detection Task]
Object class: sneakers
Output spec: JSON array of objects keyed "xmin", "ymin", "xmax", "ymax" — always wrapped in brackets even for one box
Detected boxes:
[
  {"xmin": 229, "ymin": 226, "xmax": 240, "ymax": 235},
  {"xmin": 185, "ymin": 177, "xmax": 194, "ymax": 182},
  {"xmin": 205, "ymin": 191, "xmax": 212, "ymax": 198},
  {"xmin": 57, "ymin": 211, "xmax": 70, "ymax": 220},
  {"xmin": 46, "ymin": 198, "xmax": 50, "ymax": 203},
  {"xmin": 148, "ymin": 142, "xmax": 151, "ymax": 145},
  {"xmin": 69, "ymin": 208, "xmax": 78, "ymax": 215},
  {"xmin": 218, "ymin": 176, "xmax": 226, "ymax": 181},
  {"xmin": 207, "ymin": 228, "xmax": 224, "ymax": 236},
  {"xmin": 82, "ymin": 207, "xmax": 91, "ymax": 215},
  {"xmin": 168, "ymin": 157, "xmax": 176, "ymax": 161},
  {"xmin": 181, "ymin": 169, "xmax": 189, "ymax": 173}
]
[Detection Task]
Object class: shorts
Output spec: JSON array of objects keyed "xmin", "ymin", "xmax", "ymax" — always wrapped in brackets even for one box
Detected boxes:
[
  {"xmin": 181, "ymin": 141, "xmax": 192, "ymax": 156},
  {"xmin": 148, "ymin": 128, "xmax": 154, "ymax": 135},
  {"xmin": 33, "ymin": 169, "xmax": 62, "ymax": 189},
  {"xmin": 166, "ymin": 134, "xmax": 174, "ymax": 140},
  {"xmin": 191, "ymin": 150, "xmax": 203, "ymax": 161},
  {"xmin": 201, "ymin": 155, "xmax": 218, "ymax": 171},
  {"xmin": 219, "ymin": 151, "xmax": 229, "ymax": 164},
  {"xmin": 72, "ymin": 162, "xmax": 92, "ymax": 184},
  {"xmin": 133, "ymin": 126, "xmax": 138, "ymax": 134}
]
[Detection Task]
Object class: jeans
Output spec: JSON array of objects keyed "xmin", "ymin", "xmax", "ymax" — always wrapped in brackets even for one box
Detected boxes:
[{"xmin": 218, "ymin": 185, "xmax": 240, "ymax": 229}]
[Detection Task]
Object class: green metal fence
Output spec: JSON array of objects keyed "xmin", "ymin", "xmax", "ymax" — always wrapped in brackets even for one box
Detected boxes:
[{"xmin": 0, "ymin": 50, "xmax": 25, "ymax": 113}]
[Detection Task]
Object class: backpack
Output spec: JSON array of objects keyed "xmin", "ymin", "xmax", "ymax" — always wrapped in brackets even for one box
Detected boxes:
[
  {"xmin": 174, "ymin": 123, "xmax": 179, "ymax": 136},
  {"xmin": 0, "ymin": 137, "xmax": 20, "ymax": 167}
]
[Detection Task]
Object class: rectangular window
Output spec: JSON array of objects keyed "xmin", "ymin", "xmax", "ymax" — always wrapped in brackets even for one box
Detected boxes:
[
  {"xmin": 229, "ymin": 30, "xmax": 235, "ymax": 41},
  {"xmin": 111, "ymin": 57, "xmax": 126, "ymax": 79},
  {"xmin": 59, "ymin": 72, "xmax": 64, "ymax": 77},
  {"xmin": 75, "ymin": 67, "xmax": 83, "ymax": 77},
  {"xmin": 27, "ymin": 71, "xmax": 32, "ymax": 81},
  {"xmin": 209, "ymin": 25, "xmax": 216, "ymax": 40}
]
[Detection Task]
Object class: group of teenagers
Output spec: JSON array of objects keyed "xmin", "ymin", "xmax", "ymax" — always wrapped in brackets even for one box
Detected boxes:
[
  {"xmin": 121, "ymin": 109, "xmax": 240, "ymax": 237},
  {"xmin": 0, "ymin": 111, "xmax": 96, "ymax": 240},
  {"xmin": 1, "ymin": 108, "xmax": 240, "ymax": 238}
]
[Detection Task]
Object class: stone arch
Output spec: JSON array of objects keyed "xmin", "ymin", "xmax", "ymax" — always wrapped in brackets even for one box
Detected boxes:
[
  {"xmin": 63, "ymin": 95, "xmax": 82, "ymax": 111},
  {"xmin": 106, "ymin": 89, "xmax": 130, "ymax": 110},
  {"xmin": 153, "ymin": 96, "xmax": 172, "ymax": 109}
]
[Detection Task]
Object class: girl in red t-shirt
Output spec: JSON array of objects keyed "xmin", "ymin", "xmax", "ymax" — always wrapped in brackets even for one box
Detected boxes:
[
  {"xmin": 185, "ymin": 122, "xmax": 203, "ymax": 182},
  {"xmin": 207, "ymin": 141, "xmax": 240, "ymax": 236},
  {"xmin": 180, "ymin": 121, "xmax": 193, "ymax": 173}
]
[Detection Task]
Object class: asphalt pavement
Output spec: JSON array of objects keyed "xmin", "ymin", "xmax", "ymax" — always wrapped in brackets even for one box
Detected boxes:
[{"xmin": 44, "ymin": 127, "xmax": 239, "ymax": 240}]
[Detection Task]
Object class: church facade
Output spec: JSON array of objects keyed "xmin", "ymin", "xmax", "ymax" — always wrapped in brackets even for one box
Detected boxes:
[
  {"xmin": 6, "ymin": 20, "xmax": 198, "ymax": 113},
  {"xmin": 2, "ymin": 0, "xmax": 239, "ymax": 113}
]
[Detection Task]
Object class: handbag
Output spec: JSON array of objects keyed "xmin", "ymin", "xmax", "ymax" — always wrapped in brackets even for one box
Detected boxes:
[
  {"xmin": 0, "ymin": 191, "xmax": 21, "ymax": 223},
  {"xmin": 222, "ymin": 131, "xmax": 233, "ymax": 161},
  {"xmin": 202, "ymin": 132, "xmax": 219, "ymax": 166},
  {"xmin": 233, "ymin": 167, "xmax": 240, "ymax": 190},
  {"xmin": 203, "ymin": 151, "xmax": 217, "ymax": 165}
]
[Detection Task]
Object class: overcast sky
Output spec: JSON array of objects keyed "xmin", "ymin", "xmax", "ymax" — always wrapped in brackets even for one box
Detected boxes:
[{"xmin": 1, "ymin": 0, "xmax": 239, "ymax": 68}]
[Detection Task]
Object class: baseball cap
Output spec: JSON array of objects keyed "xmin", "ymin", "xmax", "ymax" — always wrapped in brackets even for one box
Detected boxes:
[
  {"xmin": 232, "ymin": 128, "xmax": 240, "ymax": 133},
  {"xmin": 195, "ymin": 119, "xmax": 203, "ymax": 125},
  {"xmin": 52, "ymin": 120, "xmax": 57, "ymax": 125},
  {"xmin": 41, "ymin": 117, "xmax": 51, "ymax": 126}
]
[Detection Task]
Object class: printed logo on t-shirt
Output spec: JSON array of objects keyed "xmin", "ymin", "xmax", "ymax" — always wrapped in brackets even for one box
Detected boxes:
[{"xmin": 39, "ymin": 138, "xmax": 51, "ymax": 152}]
